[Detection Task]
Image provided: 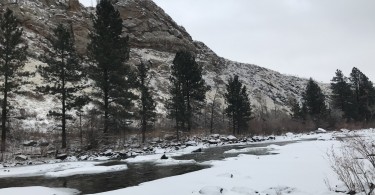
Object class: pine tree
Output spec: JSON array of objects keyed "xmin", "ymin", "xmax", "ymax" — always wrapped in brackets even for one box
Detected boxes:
[
  {"xmin": 224, "ymin": 75, "xmax": 252, "ymax": 135},
  {"xmin": 38, "ymin": 24, "xmax": 84, "ymax": 149},
  {"xmin": 0, "ymin": 8, "xmax": 28, "ymax": 154},
  {"xmin": 302, "ymin": 78, "xmax": 327, "ymax": 120},
  {"xmin": 88, "ymin": 0, "xmax": 136, "ymax": 133},
  {"xmin": 349, "ymin": 67, "xmax": 375, "ymax": 121},
  {"xmin": 167, "ymin": 51, "xmax": 208, "ymax": 137},
  {"xmin": 330, "ymin": 69, "xmax": 354, "ymax": 120},
  {"xmin": 290, "ymin": 98, "xmax": 302, "ymax": 120},
  {"xmin": 137, "ymin": 61, "xmax": 156, "ymax": 143},
  {"xmin": 166, "ymin": 75, "xmax": 185, "ymax": 141}
]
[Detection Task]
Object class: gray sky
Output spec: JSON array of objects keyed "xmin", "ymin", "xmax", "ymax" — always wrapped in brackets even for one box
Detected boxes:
[{"xmin": 80, "ymin": 0, "xmax": 375, "ymax": 83}]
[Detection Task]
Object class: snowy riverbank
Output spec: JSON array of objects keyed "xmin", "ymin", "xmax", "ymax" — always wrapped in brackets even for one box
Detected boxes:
[{"xmin": 1, "ymin": 129, "xmax": 374, "ymax": 195}]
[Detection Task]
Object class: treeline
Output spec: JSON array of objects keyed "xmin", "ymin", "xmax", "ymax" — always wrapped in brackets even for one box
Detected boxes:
[
  {"xmin": 0, "ymin": 0, "xmax": 253, "ymax": 155},
  {"xmin": 290, "ymin": 67, "xmax": 375, "ymax": 130}
]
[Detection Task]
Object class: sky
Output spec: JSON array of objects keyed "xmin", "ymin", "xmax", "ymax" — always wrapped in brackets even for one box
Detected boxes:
[{"xmin": 79, "ymin": 0, "xmax": 375, "ymax": 83}]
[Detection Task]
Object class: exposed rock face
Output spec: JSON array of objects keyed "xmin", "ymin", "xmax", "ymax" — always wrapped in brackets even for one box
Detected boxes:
[
  {"xmin": 68, "ymin": 0, "xmax": 81, "ymax": 12},
  {"xmin": 0, "ymin": 0, "xmax": 330, "ymax": 131}
]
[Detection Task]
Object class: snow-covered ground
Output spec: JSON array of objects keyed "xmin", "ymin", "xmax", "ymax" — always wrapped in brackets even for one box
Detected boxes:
[
  {"xmin": 91, "ymin": 137, "xmax": 345, "ymax": 195},
  {"xmin": 1, "ymin": 129, "xmax": 374, "ymax": 195}
]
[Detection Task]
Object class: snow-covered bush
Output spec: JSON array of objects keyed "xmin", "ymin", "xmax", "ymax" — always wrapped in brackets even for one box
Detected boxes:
[{"xmin": 328, "ymin": 136, "xmax": 375, "ymax": 194}]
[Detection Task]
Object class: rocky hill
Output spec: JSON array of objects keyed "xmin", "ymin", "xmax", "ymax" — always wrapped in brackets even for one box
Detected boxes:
[{"xmin": 0, "ymin": 0, "xmax": 330, "ymax": 131}]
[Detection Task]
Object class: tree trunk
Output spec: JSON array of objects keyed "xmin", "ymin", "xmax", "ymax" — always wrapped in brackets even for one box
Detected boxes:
[
  {"xmin": 210, "ymin": 91, "xmax": 217, "ymax": 134},
  {"xmin": 104, "ymin": 69, "xmax": 109, "ymax": 134},
  {"xmin": 186, "ymin": 83, "xmax": 192, "ymax": 132},
  {"xmin": 62, "ymin": 62, "xmax": 67, "ymax": 149},
  {"xmin": 1, "ymin": 75, "xmax": 8, "ymax": 154},
  {"xmin": 175, "ymin": 108, "xmax": 180, "ymax": 141},
  {"xmin": 232, "ymin": 111, "xmax": 236, "ymax": 135},
  {"xmin": 142, "ymin": 118, "xmax": 146, "ymax": 143},
  {"xmin": 79, "ymin": 112, "xmax": 83, "ymax": 146}
]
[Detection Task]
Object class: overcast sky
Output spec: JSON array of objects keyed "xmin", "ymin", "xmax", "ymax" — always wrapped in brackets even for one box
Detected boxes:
[{"xmin": 79, "ymin": 0, "xmax": 375, "ymax": 83}]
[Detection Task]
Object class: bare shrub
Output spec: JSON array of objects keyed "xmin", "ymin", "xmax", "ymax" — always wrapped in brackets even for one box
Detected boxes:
[{"xmin": 328, "ymin": 136, "xmax": 375, "ymax": 194}]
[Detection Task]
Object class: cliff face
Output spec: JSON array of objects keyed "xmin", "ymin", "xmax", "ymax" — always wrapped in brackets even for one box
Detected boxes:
[{"xmin": 0, "ymin": 0, "xmax": 329, "ymax": 130}]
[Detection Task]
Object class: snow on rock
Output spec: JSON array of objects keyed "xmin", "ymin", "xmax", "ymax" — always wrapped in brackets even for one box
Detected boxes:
[
  {"xmin": 285, "ymin": 132, "xmax": 294, "ymax": 137},
  {"xmin": 0, "ymin": 186, "xmax": 80, "ymax": 195},
  {"xmin": 199, "ymin": 186, "xmax": 227, "ymax": 195},
  {"xmin": 316, "ymin": 128, "xmax": 327, "ymax": 133},
  {"xmin": 15, "ymin": 155, "xmax": 28, "ymax": 161},
  {"xmin": 208, "ymin": 139, "xmax": 220, "ymax": 144},
  {"xmin": 94, "ymin": 156, "xmax": 110, "ymax": 161},
  {"xmin": 210, "ymin": 134, "xmax": 220, "ymax": 139},
  {"xmin": 155, "ymin": 159, "xmax": 196, "ymax": 166},
  {"xmin": 22, "ymin": 140, "xmax": 37, "ymax": 147},
  {"xmin": 224, "ymin": 147, "xmax": 270, "ymax": 154},
  {"xmin": 186, "ymin": 140, "xmax": 198, "ymax": 146},
  {"xmin": 44, "ymin": 165, "xmax": 128, "ymax": 177},
  {"xmin": 226, "ymin": 135, "xmax": 237, "ymax": 141}
]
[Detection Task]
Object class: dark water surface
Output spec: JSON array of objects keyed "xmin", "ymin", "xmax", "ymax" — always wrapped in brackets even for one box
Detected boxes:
[{"xmin": 0, "ymin": 140, "xmax": 298, "ymax": 194}]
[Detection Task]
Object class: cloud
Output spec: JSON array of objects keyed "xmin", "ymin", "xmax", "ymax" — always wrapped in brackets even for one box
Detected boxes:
[{"xmin": 153, "ymin": 0, "xmax": 375, "ymax": 82}]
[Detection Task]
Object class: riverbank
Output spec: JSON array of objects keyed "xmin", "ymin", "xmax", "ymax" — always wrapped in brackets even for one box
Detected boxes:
[{"xmin": 0, "ymin": 129, "xmax": 372, "ymax": 194}]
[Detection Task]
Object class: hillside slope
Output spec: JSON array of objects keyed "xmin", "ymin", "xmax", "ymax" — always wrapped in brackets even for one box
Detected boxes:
[{"xmin": 0, "ymin": 0, "xmax": 330, "ymax": 131}]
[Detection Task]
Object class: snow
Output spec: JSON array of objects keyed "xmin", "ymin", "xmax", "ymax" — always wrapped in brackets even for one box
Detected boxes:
[
  {"xmin": 0, "ymin": 161, "xmax": 101, "ymax": 178},
  {"xmin": 224, "ymin": 146, "xmax": 272, "ymax": 154},
  {"xmin": 44, "ymin": 165, "xmax": 128, "ymax": 177},
  {"xmin": 90, "ymin": 130, "xmax": 355, "ymax": 195},
  {"xmin": 3, "ymin": 130, "xmax": 375, "ymax": 195},
  {"xmin": 0, "ymin": 186, "xmax": 79, "ymax": 195},
  {"xmin": 0, "ymin": 161, "xmax": 128, "ymax": 178},
  {"xmin": 94, "ymin": 156, "xmax": 111, "ymax": 161},
  {"xmin": 316, "ymin": 128, "xmax": 327, "ymax": 133},
  {"xmin": 124, "ymin": 145, "xmax": 204, "ymax": 164}
]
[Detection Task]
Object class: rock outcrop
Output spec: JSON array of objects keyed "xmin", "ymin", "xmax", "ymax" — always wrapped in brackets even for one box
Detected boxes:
[{"xmin": 0, "ymin": 0, "xmax": 330, "ymax": 131}]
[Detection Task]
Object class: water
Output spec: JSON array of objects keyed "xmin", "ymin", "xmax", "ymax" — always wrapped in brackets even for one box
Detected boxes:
[
  {"xmin": 0, "ymin": 162, "xmax": 208, "ymax": 194},
  {"xmin": 175, "ymin": 141, "xmax": 294, "ymax": 162},
  {"xmin": 0, "ymin": 141, "xmax": 297, "ymax": 194}
]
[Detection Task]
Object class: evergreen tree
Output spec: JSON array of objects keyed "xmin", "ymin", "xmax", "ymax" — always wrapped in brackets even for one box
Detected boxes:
[
  {"xmin": 38, "ymin": 24, "xmax": 84, "ymax": 149},
  {"xmin": 137, "ymin": 61, "xmax": 156, "ymax": 143},
  {"xmin": 166, "ymin": 75, "xmax": 185, "ymax": 141},
  {"xmin": 224, "ymin": 75, "xmax": 252, "ymax": 135},
  {"xmin": 330, "ymin": 69, "xmax": 354, "ymax": 120},
  {"xmin": 0, "ymin": 8, "xmax": 28, "ymax": 154},
  {"xmin": 88, "ymin": 0, "xmax": 136, "ymax": 133},
  {"xmin": 302, "ymin": 78, "xmax": 327, "ymax": 120},
  {"xmin": 167, "ymin": 51, "xmax": 208, "ymax": 137},
  {"xmin": 349, "ymin": 67, "xmax": 375, "ymax": 121},
  {"xmin": 290, "ymin": 98, "xmax": 302, "ymax": 120}
]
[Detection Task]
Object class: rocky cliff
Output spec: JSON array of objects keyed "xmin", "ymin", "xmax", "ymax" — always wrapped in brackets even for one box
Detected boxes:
[{"xmin": 0, "ymin": 0, "xmax": 330, "ymax": 131}]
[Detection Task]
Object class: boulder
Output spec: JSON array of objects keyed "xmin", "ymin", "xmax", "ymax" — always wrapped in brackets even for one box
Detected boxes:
[
  {"xmin": 15, "ymin": 155, "xmax": 28, "ymax": 161},
  {"xmin": 39, "ymin": 139, "xmax": 49, "ymax": 147},
  {"xmin": 160, "ymin": 154, "xmax": 168, "ymax": 160},
  {"xmin": 227, "ymin": 135, "xmax": 237, "ymax": 141},
  {"xmin": 316, "ymin": 128, "xmax": 327, "ymax": 133},
  {"xmin": 210, "ymin": 134, "xmax": 220, "ymax": 139},
  {"xmin": 208, "ymin": 139, "xmax": 219, "ymax": 144},
  {"xmin": 103, "ymin": 149, "xmax": 113, "ymax": 156},
  {"xmin": 56, "ymin": 153, "xmax": 68, "ymax": 160},
  {"xmin": 23, "ymin": 140, "xmax": 37, "ymax": 147},
  {"xmin": 185, "ymin": 140, "xmax": 197, "ymax": 146}
]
